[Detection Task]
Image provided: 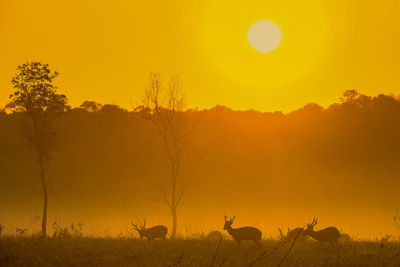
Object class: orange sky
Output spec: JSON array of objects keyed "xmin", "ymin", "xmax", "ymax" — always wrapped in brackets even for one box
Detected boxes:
[{"xmin": 1, "ymin": 0, "xmax": 400, "ymax": 112}]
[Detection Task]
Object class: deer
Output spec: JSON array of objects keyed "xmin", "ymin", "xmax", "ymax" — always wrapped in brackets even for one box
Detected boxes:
[
  {"xmin": 131, "ymin": 219, "xmax": 168, "ymax": 240},
  {"xmin": 340, "ymin": 233, "xmax": 351, "ymax": 242},
  {"xmin": 223, "ymin": 216, "xmax": 262, "ymax": 246},
  {"xmin": 286, "ymin": 227, "xmax": 307, "ymax": 242},
  {"xmin": 206, "ymin": 230, "xmax": 223, "ymax": 241},
  {"xmin": 304, "ymin": 217, "xmax": 340, "ymax": 246}
]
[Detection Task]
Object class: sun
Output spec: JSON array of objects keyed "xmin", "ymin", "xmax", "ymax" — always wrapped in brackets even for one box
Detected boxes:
[
  {"xmin": 198, "ymin": 0, "xmax": 327, "ymax": 89},
  {"xmin": 247, "ymin": 20, "xmax": 282, "ymax": 53}
]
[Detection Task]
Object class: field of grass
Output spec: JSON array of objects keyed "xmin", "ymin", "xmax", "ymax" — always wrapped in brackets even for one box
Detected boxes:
[{"xmin": 1, "ymin": 234, "xmax": 400, "ymax": 267}]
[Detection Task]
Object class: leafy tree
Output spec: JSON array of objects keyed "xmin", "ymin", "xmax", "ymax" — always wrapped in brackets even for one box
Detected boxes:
[
  {"xmin": 79, "ymin": 101, "xmax": 103, "ymax": 112},
  {"xmin": 7, "ymin": 62, "xmax": 69, "ymax": 237},
  {"xmin": 340, "ymin": 89, "xmax": 372, "ymax": 107}
]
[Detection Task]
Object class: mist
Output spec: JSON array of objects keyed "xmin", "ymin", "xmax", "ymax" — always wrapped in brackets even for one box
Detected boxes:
[{"xmin": 2, "ymin": 91, "xmax": 400, "ymax": 239}]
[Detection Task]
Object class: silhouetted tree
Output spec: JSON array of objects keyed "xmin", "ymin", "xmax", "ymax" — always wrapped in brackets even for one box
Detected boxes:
[
  {"xmin": 141, "ymin": 72, "xmax": 195, "ymax": 238},
  {"xmin": 340, "ymin": 89, "xmax": 372, "ymax": 107},
  {"xmin": 7, "ymin": 62, "xmax": 69, "ymax": 237},
  {"xmin": 101, "ymin": 104, "xmax": 129, "ymax": 115},
  {"xmin": 79, "ymin": 101, "xmax": 102, "ymax": 112}
]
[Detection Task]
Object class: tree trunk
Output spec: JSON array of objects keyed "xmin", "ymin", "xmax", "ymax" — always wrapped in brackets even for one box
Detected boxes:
[
  {"xmin": 171, "ymin": 205, "xmax": 177, "ymax": 239},
  {"xmin": 39, "ymin": 156, "xmax": 48, "ymax": 238},
  {"xmin": 170, "ymin": 162, "xmax": 178, "ymax": 238}
]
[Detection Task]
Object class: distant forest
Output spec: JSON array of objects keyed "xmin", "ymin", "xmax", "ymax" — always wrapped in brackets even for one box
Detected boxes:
[{"xmin": 2, "ymin": 90, "xmax": 400, "ymax": 237}]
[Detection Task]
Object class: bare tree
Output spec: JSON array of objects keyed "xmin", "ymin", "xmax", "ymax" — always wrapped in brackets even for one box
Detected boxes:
[
  {"xmin": 139, "ymin": 72, "xmax": 195, "ymax": 238},
  {"xmin": 7, "ymin": 62, "xmax": 69, "ymax": 237}
]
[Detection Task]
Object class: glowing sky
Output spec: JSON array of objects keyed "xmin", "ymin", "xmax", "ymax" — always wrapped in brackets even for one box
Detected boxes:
[{"xmin": 1, "ymin": 0, "xmax": 400, "ymax": 112}]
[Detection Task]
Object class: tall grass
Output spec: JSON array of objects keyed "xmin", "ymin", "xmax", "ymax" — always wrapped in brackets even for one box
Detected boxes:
[{"xmin": 1, "ymin": 232, "xmax": 400, "ymax": 266}]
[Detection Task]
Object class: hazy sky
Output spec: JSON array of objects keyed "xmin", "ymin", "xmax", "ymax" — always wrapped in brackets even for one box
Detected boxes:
[{"xmin": 1, "ymin": 0, "xmax": 400, "ymax": 112}]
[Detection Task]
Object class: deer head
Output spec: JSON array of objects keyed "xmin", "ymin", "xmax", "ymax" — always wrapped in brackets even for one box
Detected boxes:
[
  {"xmin": 223, "ymin": 215, "xmax": 236, "ymax": 230},
  {"xmin": 305, "ymin": 217, "xmax": 318, "ymax": 232},
  {"xmin": 131, "ymin": 219, "xmax": 147, "ymax": 239}
]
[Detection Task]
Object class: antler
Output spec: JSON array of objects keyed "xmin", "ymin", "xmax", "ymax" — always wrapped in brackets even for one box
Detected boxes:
[
  {"xmin": 131, "ymin": 222, "xmax": 140, "ymax": 231},
  {"xmin": 311, "ymin": 217, "xmax": 318, "ymax": 226},
  {"xmin": 225, "ymin": 215, "xmax": 236, "ymax": 223},
  {"xmin": 143, "ymin": 219, "xmax": 146, "ymax": 229}
]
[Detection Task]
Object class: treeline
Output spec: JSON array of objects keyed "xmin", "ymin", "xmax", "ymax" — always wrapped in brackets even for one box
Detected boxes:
[{"xmin": 1, "ymin": 90, "xmax": 400, "ymax": 237}]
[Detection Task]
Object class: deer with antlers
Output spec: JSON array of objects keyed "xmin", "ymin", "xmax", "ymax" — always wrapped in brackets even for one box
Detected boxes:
[
  {"xmin": 131, "ymin": 219, "xmax": 168, "ymax": 240},
  {"xmin": 304, "ymin": 217, "xmax": 340, "ymax": 246},
  {"xmin": 223, "ymin": 216, "xmax": 262, "ymax": 246}
]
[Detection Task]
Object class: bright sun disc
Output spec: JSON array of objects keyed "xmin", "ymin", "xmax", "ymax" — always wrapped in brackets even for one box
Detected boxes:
[{"xmin": 248, "ymin": 20, "xmax": 282, "ymax": 53}]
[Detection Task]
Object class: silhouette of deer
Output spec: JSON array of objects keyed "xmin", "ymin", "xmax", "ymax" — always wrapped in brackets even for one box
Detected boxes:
[
  {"xmin": 131, "ymin": 219, "xmax": 168, "ymax": 240},
  {"xmin": 207, "ymin": 230, "xmax": 223, "ymax": 241},
  {"xmin": 287, "ymin": 227, "xmax": 307, "ymax": 241},
  {"xmin": 304, "ymin": 217, "xmax": 340, "ymax": 246},
  {"xmin": 340, "ymin": 233, "xmax": 351, "ymax": 242},
  {"xmin": 223, "ymin": 216, "xmax": 262, "ymax": 246}
]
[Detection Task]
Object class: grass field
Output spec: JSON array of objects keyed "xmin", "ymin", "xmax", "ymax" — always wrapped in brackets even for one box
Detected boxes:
[{"xmin": 1, "ymin": 234, "xmax": 400, "ymax": 267}]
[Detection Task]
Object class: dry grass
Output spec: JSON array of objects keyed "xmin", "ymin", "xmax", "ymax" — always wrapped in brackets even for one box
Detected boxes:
[{"xmin": 1, "ymin": 234, "xmax": 400, "ymax": 267}]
